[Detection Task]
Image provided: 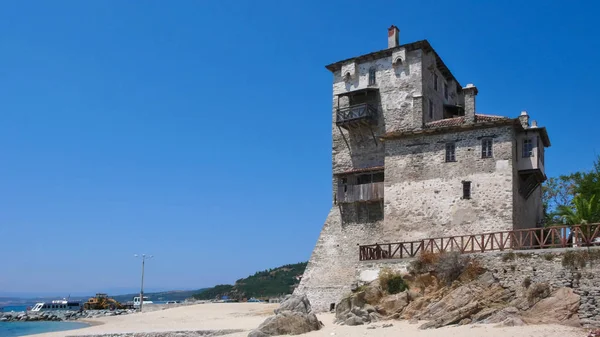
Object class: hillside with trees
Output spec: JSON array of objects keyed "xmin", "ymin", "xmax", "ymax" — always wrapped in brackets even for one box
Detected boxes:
[{"xmin": 192, "ymin": 262, "xmax": 307, "ymax": 300}]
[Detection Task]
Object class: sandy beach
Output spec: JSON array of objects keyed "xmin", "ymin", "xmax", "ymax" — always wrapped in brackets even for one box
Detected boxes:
[{"xmin": 28, "ymin": 303, "xmax": 587, "ymax": 337}]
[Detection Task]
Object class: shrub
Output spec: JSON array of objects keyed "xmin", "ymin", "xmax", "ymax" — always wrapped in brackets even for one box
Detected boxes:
[
  {"xmin": 460, "ymin": 258, "xmax": 486, "ymax": 282},
  {"xmin": 435, "ymin": 252, "xmax": 468, "ymax": 285},
  {"xmin": 502, "ymin": 252, "xmax": 516, "ymax": 262},
  {"xmin": 522, "ymin": 276, "xmax": 532, "ymax": 289},
  {"xmin": 379, "ymin": 267, "xmax": 408, "ymax": 294},
  {"xmin": 562, "ymin": 251, "xmax": 588, "ymax": 269},
  {"xmin": 543, "ymin": 253, "xmax": 555, "ymax": 261},
  {"xmin": 409, "ymin": 251, "xmax": 439, "ymax": 275}
]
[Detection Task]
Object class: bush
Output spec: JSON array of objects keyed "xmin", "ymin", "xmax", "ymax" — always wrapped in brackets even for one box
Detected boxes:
[
  {"xmin": 379, "ymin": 267, "xmax": 408, "ymax": 294},
  {"xmin": 562, "ymin": 251, "xmax": 588, "ymax": 269},
  {"xmin": 515, "ymin": 252, "xmax": 532, "ymax": 259},
  {"xmin": 460, "ymin": 258, "xmax": 486, "ymax": 282},
  {"xmin": 409, "ymin": 251, "xmax": 439, "ymax": 275},
  {"xmin": 435, "ymin": 252, "xmax": 468, "ymax": 285},
  {"xmin": 543, "ymin": 253, "xmax": 555, "ymax": 261},
  {"xmin": 522, "ymin": 276, "xmax": 532, "ymax": 289},
  {"xmin": 502, "ymin": 252, "xmax": 516, "ymax": 262}
]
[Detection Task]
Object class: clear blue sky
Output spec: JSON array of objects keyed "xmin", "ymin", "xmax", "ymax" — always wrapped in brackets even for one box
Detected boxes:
[{"xmin": 1, "ymin": 0, "xmax": 599, "ymax": 297}]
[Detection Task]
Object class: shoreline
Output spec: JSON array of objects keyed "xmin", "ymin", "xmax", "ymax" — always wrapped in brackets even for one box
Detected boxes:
[{"xmin": 25, "ymin": 303, "xmax": 587, "ymax": 337}]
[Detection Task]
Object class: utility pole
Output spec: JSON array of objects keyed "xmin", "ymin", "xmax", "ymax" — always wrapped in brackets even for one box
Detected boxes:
[{"xmin": 134, "ymin": 254, "xmax": 153, "ymax": 312}]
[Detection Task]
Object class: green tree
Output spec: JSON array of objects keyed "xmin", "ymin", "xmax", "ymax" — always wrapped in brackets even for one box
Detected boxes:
[
  {"xmin": 556, "ymin": 195, "xmax": 600, "ymax": 225},
  {"xmin": 572, "ymin": 156, "xmax": 600, "ymax": 202}
]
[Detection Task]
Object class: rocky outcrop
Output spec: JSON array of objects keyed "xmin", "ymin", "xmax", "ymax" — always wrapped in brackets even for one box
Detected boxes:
[
  {"xmin": 521, "ymin": 287, "xmax": 580, "ymax": 326},
  {"xmin": 0, "ymin": 309, "xmax": 136, "ymax": 322},
  {"xmin": 334, "ymin": 282, "xmax": 384, "ymax": 325},
  {"xmin": 248, "ymin": 294, "xmax": 323, "ymax": 336}
]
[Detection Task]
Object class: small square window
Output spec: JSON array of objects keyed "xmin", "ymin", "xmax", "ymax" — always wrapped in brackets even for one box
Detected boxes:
[
  {"xmin": 482, "ymin": 138, "xmax": 493, "ymax": 158},
  {"xmin": 462, "ymin": 181, "xmax": 471, "ymax": 199},
  {"xmin": 445, "ymin": 142, "xmax": 456, "ymax": 162},
  {"xmin": 522, "ymin": 138, "xmax": 534, "ymax": 158},
  {"xmin": 434, "ymin": 73, "xmax": 438, "ymax": 91}
]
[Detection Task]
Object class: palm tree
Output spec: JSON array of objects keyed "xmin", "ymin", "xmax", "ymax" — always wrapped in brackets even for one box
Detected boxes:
[{"xmin": 556, "ymin": 195, "xmax": 600, "ymax": 245}]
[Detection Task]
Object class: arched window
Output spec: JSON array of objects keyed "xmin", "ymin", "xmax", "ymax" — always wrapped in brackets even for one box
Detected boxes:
[{"xmin": 368, "ymin": 67, "xmax": 376, "ymax": 85}]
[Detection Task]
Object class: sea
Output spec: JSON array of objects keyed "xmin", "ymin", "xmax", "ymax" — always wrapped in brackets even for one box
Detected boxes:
[{"xmin": 0, "ymin": 306, "xmax": 88, "ymax": 337}]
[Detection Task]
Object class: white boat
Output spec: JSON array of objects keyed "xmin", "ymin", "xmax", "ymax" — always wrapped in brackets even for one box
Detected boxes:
[
  {"xmin": 132, "ymin": 296, "xmax": 153, "ymax": 307},
  {"xmin": 30, "ymin": 299, "xmax": 82, "ymax": 312}
]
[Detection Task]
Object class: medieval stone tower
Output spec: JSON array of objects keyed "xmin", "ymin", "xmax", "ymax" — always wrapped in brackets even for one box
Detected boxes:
[{"xmin": 295, "ymin": 26, "xmax": 551, "ymax": 312}]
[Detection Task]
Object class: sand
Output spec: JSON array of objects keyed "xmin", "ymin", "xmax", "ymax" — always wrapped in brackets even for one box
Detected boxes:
[{"xmin": 30, "ymin": 303, "xmax": 587, "ymax": 337}]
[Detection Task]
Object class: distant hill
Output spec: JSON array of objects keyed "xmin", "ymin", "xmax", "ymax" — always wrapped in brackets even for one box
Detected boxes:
[
  {"xmin": 111, "ymin": 289, "xmax": 208, "ymax": 303},
  {"xmin": 192, "ymin": 262, "xmax": 307, "ymax": 300}
]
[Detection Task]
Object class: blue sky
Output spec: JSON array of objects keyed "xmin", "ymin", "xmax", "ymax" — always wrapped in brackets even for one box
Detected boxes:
[{"xmin": 0, "ymin": 0, "xmax": 599, "ymax": 296}]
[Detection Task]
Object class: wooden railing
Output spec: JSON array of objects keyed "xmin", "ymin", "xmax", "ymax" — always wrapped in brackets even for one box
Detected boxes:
[
  {"xmin": 336, "ymin": 103, "xmax": 377, "ymax": 126},
  {"xmin": 359, "ymin": 224, "xmax": 600, "ymax": 261},
  {"xmin": 337, "ymin": 182, "xmax": 384, "ymax": 203}
]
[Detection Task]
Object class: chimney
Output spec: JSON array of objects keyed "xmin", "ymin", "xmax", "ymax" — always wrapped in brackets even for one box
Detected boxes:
[
  {"xmin": 462, "ymin": 84, "xmax": 478, "ymax": 123},
  {"xmin": 388, "ymin": 25, "xmax": 399, "ymax": 48},
  {"xmin": 519, "ymin": 111, "xmax": 530, "ymax": 128}
]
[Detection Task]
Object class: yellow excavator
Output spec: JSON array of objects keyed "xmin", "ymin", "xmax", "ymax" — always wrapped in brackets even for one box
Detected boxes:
[{"xmin": 83, "ymin": 293, "xmax": 124, "ymax": 310}]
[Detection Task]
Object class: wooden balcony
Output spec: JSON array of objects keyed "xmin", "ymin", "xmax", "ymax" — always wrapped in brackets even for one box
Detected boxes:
[
  {"xmin": 336, "ymin": 103, "xmax": 377, "ymax": 129},
  {"xmin": 337, "ymin": 182, "xmax": 384, "ymax": 203}
]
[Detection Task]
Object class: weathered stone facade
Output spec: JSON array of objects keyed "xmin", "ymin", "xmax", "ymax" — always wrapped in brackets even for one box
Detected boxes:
[{"xmin": 296, "ymin": 26, "xmax": 551, "ymax": 311}]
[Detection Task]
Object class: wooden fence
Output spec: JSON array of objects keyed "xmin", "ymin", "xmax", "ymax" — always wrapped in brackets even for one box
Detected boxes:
[{"xmin": 359, "ymin": 224, "xmax": 600, "ymax": 261}]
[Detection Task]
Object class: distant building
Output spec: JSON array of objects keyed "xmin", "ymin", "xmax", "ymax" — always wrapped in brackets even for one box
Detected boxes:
[{"xmin": 296, "ymin": 26, "xmax": 550, "ymax": 312}]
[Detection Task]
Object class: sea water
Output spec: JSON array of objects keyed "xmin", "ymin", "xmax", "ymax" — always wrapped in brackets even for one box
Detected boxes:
[
  {"xmin": 0, "ymin": 321, "xmax": 88, "ymax": 337},
  {"xmin": 1, "ymin": 306, "xmax": 88, "ymax": 336}
]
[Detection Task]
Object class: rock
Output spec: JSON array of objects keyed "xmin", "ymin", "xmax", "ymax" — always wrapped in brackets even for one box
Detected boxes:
[
  {"xmin": 334, "ymin": 290, "xmax": 378, "ymax": 325},
  {"xmin": 249, "ymin": 294, "xmax": 323, "ymax": 336},
  {"xmin": 495, "ymin": 316, "xmax": 525, "ymax": 327},
  {"xmin": 484, "ymin": 307, "xmax": 519, "ymax": 324},
  {"xmin": 419, "ymin": 302, "xmax": 480, "ymax": 329},
  {"xmin": 344, "ymin": 314, "xmax": 364, "ymax": 326},
  {"xmin": 366, "ymin": 325, "xmax": 376, "ymax": 329},
  {"xmin": 521, "ymin": 287, "xmax": 580, "ymax": 327},
  {"xmin": 379, "ymin": 292, "xmax": 409, "ymax": 316},
  {"xmin": 458, "ymin": 318, "xmax": 472, "ymax": 325},
  {"xmin": 274, "ymin": 294, "xmax": 312, "ymax": 315},
  {"xmin": 382, "ymin": 323, "xmax": 393, "ymax": 328},
  {"xmin": 250, "ymin": 311, "xmax": 323, "ymax": 336},
  {"xmin": 248, "ymin": 330, "xmax": 271, "ymax": 337}
]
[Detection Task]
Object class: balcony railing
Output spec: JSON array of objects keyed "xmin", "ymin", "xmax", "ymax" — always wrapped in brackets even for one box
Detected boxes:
[
  {"xmin": 358, "ymin": 224, "xmax": 600, "ymax": 261},
  {"xmin": 336, "ymin": 103, "xmax": 377, "ymax": 127},
  {"xmin": 337, "ymin": 182, "xmax": 384, "ymax": 203}
]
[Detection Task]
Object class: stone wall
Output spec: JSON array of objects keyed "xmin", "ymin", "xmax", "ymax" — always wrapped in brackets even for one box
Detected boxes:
[
  {"xmin": 352, "ymin": 247, "xmax": 600, "ymax": 327},
  {"xmin": 383, "ymin": 125, "xmax": 516, "ymax": 241},
  {"xmin": 295, "ymin": 207, "xmax": 386, "ymax": 312}
]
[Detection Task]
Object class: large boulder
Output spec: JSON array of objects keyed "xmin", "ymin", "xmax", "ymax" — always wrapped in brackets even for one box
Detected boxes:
[
  {"xmin": 274, "ymin": 294, "xmax": 311, "ymax": 315},
  {"xmin": 248, "ymin": 294, "xmax": 323, "ymax": 336},
  {"xmin": 249, "ymin": 311, "xmax": 322, "ymax": 336}
]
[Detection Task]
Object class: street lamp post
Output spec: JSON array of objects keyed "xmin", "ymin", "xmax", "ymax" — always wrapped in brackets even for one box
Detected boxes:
[{"xmin": 134, "ymin": 254, "xmax": 153, "ymax": 312}]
